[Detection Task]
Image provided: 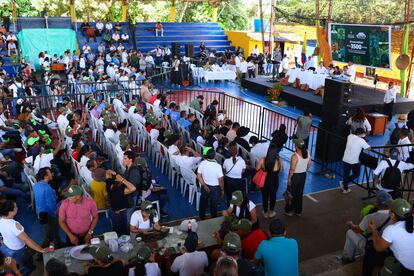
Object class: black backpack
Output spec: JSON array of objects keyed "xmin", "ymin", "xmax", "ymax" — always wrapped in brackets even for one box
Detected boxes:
[
  {"xmin": 382, "ymin": 159, "xmax": 401, "ymax": 189},
  {"xmin": 389, "ymin": 123, "xmax": 401, "ymax": 145}
]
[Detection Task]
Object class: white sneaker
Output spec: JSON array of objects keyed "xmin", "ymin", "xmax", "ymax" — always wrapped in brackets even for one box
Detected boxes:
[
  {"xmin": 268, "ymin": 210, "xmax": 276, "ymax": 218},
  {"xmin": 262, "ymin": 211, "xmax": 268, "ymax": 218},
  {"xmin": 342, "ymin": 189, "xmax": 352, "ymax": 194},
  {"xmin": 339, "ymin": 181, "xmax": 344, "ymax": 190}
]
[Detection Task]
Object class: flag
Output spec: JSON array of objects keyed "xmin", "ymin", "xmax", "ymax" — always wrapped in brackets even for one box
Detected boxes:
[{"xmin": 301, "ymin": 32, "xmax": 307, "ymax": 65}]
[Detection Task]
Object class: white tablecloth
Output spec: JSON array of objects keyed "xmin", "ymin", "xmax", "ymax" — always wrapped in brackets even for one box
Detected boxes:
[
  {"xmin": 286, "ymin": 68, "xmax": 327, "ymax": 90},
  {"xmin": 204, "ymin": 71, "xmax": 237, "ymax": 81}
]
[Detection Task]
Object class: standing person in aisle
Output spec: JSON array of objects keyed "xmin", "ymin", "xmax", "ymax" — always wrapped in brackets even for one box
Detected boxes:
[
  {"xmin": 257, "ymin": 143, "xmax": 283, "ymax": 218},
  {"xmin": 285, "ymin": 139, "xmax": 311, "ymax": 216},
  {"xmin": 0, "ymin": 200, "xmax": 48, "ymax": 276},
  {"xmin": 222, "ymin": 141, "xmax": 246, "ymax": 206},
  {"xmin": 341, "ymin": 128, "xmax": 371, "ymax": 194},
  {"xmin": 198, "ymin": 147, "xmax": 224, "ymax": 220}
]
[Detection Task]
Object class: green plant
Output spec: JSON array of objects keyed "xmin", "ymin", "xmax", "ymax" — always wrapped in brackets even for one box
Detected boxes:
[{"xmin": 267, "ymin": 82, "xmax": 283, "ymax": 101}]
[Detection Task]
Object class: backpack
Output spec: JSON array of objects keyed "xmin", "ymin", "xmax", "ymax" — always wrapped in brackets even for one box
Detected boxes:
[
  {"xmin": 389, "ymin": 123, "xmax": 401, "ymax": 145},
  {"xmin": 381, "ymin": 159, "xmax": 401, "ymax": 189},
  {"xmin": 139, "ymin": 166, "xmax": 152, "ymax": 192}
]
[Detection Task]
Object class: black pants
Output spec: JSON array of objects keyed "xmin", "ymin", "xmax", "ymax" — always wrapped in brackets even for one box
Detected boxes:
[
  {"xmin": 343, "ymin": 162, "xmax": 360, "ymax": 190},
  {"xmin": 384, "ymin": 101, "xmax": 394, "ymax": 121},
  {"xmin": 261, "ymin": 171, "xmax": 279, "ymax": 212},
  {"xmin": 362, "ymin": 243, "xmax": 388, "ymax": 276},
  {"xmin": 199, "ymin": 185, "xmax": 221, "ymax": 220},
  {"xmin": 285, "ymin": 172, "xmax": 307, "ymax": 214},
  {"xmin": 42, "ymin": 214, "xmax": 62, "ymax": 247},
  {"xmin": 224, "ymin": 176, "xmax": 245, "ymax": 207},
  {"xmin": 248, "ymin": 69, "xmax": 255, "ymax": 78}
]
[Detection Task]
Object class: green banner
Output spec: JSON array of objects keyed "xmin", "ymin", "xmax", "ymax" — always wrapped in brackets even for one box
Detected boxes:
[
  {"xmin": 328, "ymin": 23, "xmax": 391, "ymax": 69},
  {"xmin": 17, "ymin": 29, "xmax": 77, "ymax": 70}
]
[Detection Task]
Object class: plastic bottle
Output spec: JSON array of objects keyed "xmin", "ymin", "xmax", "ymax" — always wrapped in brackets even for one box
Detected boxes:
[
  {"xmin": 49, "ymin": 242, "xmax": 55, "ymax": 258},
  {"xmin": 187, "ymin": 220, "xmax": 192, "ymax": 232}
]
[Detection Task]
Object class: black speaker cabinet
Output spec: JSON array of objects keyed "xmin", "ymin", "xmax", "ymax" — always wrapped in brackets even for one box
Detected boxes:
[
  {"xmin": 172, "ymin": 43, "xmax": 181, "ymax": 57},
  {"xmin": 185, "ymin": 44, "xmax": 194, "ymax": 58},
  {"xmin": 322, "ymin": 78, "xmax": 351, "ymax": 123}
]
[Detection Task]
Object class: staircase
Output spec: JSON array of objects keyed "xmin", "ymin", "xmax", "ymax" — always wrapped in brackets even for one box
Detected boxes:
[
  {"xmin": 135, "ymin": 22, "xmax": 234, "ymax": 56},
  {"xmin": 75, "ymin": 22, "xmax": 134, "ymax": 54}
]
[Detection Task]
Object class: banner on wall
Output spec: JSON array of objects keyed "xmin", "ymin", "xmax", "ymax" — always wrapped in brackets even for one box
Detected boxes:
[{"xmin": 328, "ymin": 23, "xmax": 392, "ymax": 70}]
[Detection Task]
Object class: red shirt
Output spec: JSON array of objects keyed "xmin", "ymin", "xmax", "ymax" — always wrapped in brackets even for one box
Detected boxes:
[
  {"xmin": 156, "ymin": 23, "xmax": 162, "ymax": 30},
  {"xmin": 241, "ymin": 229, "xmax": 268, "ymax": 260}
]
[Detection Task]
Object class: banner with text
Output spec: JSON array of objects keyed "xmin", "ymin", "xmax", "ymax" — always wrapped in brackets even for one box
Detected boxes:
[{"xmin": 328, "ymin": 23, "xmax": 392, "ymax": 69}]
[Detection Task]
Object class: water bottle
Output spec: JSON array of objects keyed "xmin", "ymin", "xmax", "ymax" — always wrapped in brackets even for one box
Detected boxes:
[
  {"xmin": 49, "ymin": 242, "xmax": 55, "ymax": 258},
  {"xmin": 64, "ymin": 249, "xmax": 71, "ymax": 266}
]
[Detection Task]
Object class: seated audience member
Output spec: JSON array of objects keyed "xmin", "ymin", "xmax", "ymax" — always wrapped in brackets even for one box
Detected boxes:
[
  {"xmin": 223, "ymin": 190, "xmax": 258, "ymax": 228},
  {"xmin": 340, "ymin": 191, "xmax": 392, "ymax": 271},
  {"xmin": 121, "ymin": 32, "xmax": 129, "ymax": 43},
  {"xmin": 226, "ymin": 122, "xmax": 240, "ymax": 142},
  {"xmin": 80, "ymin": 21, "xmax": 90, "ymax": 36},
  {"xmin": 397, "ymin": 127, "xmax": 412, "ymax": 162},
  {"xmin": 112, "ymin": 31, "xmax": 120, "ymax": 43},
  {"xmin": 86, "ymin": 27, "xmax": 97, "ymax": 43},
  {"xmin": 368, "ymin": 198, "xmax": 414, "ymax": 275},
  {"xmin": 44, "ymin": 258, "xmax": 68, "ymax": 276},
  {"xmin": 58, "ymin": 185, "xmax": 99, "ymax": 245},
  {"xmin": 255, "ymin": 219, "xmax": 299, "ymax": 276},
  {"xmin": 167, "ymin": 232, "xmax": 208, "ymax": 275},
  {"xmin": 105, "ymin": 22, "xmax": 113, "ymax": 32},
  {"xmin": 234, "ymin": 218, "xmax": 267, "ymax": 260},
  {"xmin": 173, "ymin": 146, "xmax": 202, "ymax": 172},
  {"xmin": 82, "ymin": 244, "xmax": 125, "ymax": 275},
  {"xmin": 114, "ymin": 21, "xmax": 123, "ymax": 32},
  {"xmin": 373, "ymin": 149, "xmax": 414, "ymax": 199},
  {"xmin": 129, "ymin": 245, "xmax": 160, "ymax": 276},
  {"xmin": 95, "ymin": 20, "xmax": 104, "ymax": 36},
  {"xmin": 249, "ymin": 136, "xmax": 270, "ymax": 166},
  {"xmin": 155, "ymin": 22, "xmax": 163, "ymax": 37},
  {"xmin": 211, "ymin": 232, "xmax": 262, "ymax": 276},
  {"xmin": 130, "ymin": 200, "xmax": 162, "ymax": 235}
]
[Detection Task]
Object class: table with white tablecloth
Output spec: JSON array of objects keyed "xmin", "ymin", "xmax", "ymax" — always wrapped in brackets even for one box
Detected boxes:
[
  {"xmin": 192, "ymin": 67, "xmax": 237, "ymax": 82},
  {"xmin": 286, "ymin": 68, "xmax": 328, "ymax": 90}
]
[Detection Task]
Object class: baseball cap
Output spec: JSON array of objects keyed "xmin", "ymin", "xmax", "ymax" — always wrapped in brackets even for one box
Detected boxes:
[
  {"xmin": 230, "ymin": 190, "xmax": 243, "ymax": 205},
  {"xmin": 16, "ymin": 98, "xmax": 24, "ymax": 105},
  {"xmin": 119, "ymin": 139, "xmax": 129, "ymax": 149},
  {"xmin": 223, "ymin": 232, "xmax": 241, "ymax": 253},
  {"xmin": 136, "ymin": 246, "xmax": 152, "ymax": 262},
  {"xmin": 65, "ymin": 127, "xmax": 73, "ymax": 136},
  {"xmin": 376, "ymin": 190, "xmax": 392, "ymax": 207},
  {"xmin": 233, "ymin": 218, "xmax": 252, "ymax": 231},
  {"xmin": 81, "ymin": 245, "xmax": 113, "ymax": 263},
  {"xmin": 387, "ymin": 198, "xmax": 412, "ymax": 218},
  {"xmin": 140, "ymin": 200, "xmax": 154, "ymax": 213},
  {"xmin": 58, "ymin": 106, "xmax": 67, "ymax": 113},
  {"xmin": 203, "ymin": 146, "xmax": 213, "ymax": 156},
  {"xmin": 63, "ymin": 185, "xmax": 83, "ymax": 198},
  {"xmin": 293, "ymin": 138, "xmax": 305, "ymax": 149},
  {"xmin": 27, "ymin": 136, "xmax": 40, "ymax": 146},
  {"xmin": 130, "ymin": 99, "xmax": 138, "ymax": 105}
]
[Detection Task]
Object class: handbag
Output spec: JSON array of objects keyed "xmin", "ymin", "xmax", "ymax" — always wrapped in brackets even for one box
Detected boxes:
[{"xmin": 252, "ymin": 169, "xmax": 267, "ymax": 188}]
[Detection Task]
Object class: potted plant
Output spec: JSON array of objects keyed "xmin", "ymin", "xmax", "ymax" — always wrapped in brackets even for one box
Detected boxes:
[{"xmin": 267, "ymin": 83, "xmax": 284, "ymax": 104}]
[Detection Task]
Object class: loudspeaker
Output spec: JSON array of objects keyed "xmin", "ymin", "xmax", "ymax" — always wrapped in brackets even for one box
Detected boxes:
[
  {"xmin": 172, "ymin": 43, "xmax": 181, "ymax": 57},
  {"xmin": 315, "ymin": 120, "xmax": 349, "ymax": 162},
  {"xmin": 321, "ymin": 78, "xmax": 351, "ymax": 123},
  {"xmin": 185, "ymin": 44, "xmax": 194, "ymax": 58}
]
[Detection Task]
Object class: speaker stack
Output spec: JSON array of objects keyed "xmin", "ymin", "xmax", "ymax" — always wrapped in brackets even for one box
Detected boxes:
[
  {"xmin": 185, "ymin": 44, "xmax": 195, "ymax": 58},
  {"xmin": 172, "ymin": 43, "xmax": 181, "ymax": 57},
  {"xmin": 315, "ymin": 78, "xmax": 352, "ymax": 162}
]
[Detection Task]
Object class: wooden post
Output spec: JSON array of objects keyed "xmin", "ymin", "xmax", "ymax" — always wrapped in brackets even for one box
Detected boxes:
[
  {"xmin": 170, "ymin": 0, "xmax": 176, "ymax": 22},
  {"xmin": 122, "ymin": 0, "xmax": 128, "ymax": 22},
  {"xmin": 212, "ymin": 4, "xmax": 218, "ymax": 22},
  {"xmin": 259, "ymin": 0, "xmax": 265, "ymax": 54},
  {"xmin": 70, "ymin": 0, "xmax": 76, "ymax": 23},
  {"xmin": 268, "ymin": 0, "xmax": 276, "ymax": 55},
  {"xmin": 400, "ymin": 0, "xmax": 411, "ymax": 97}
]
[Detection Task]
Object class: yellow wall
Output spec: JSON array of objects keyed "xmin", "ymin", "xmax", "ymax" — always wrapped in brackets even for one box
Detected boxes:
[
  {"xmin": 226, "ymin": 31, "xmax": 263, "ymax": 58},
  {"xmin": 228, "ymin": 24, "xmax": 405, "ymax": 82}
]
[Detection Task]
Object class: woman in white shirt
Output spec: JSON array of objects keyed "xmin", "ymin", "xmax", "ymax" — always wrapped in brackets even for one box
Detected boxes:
[
  {"xmin": 223, "ymin": 190, "xmax": 258, "ymax": 228},
  {"xmin": 368, "ymin": 198, "xmax": 414, "ymax": 274},
  {"xmin": 129, "ymin": 200, "xmax": 161, "ymax": 235},
  {"xmin": 222, "ymin": 141, "xmax": 246, "ymax": 206},
  {"xmin": 0, "ymin": 200, "xmax": 48, "ymax": 275},
  {"xmin": 286, "ymin": 138, "xmax": 311, "ymax": 217},
  {"xmin": 346, "ymin": 108, "xmax": 372, "ymax": 135},
  {"xmin": 128, "ymin": 245, "xmax": 160, "ymax": 276}
]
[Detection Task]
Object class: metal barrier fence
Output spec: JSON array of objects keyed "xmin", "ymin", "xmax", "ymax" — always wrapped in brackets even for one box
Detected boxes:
[{"xmin": 7, "ymin": 83, "xmax": 414, "ymax": 200}]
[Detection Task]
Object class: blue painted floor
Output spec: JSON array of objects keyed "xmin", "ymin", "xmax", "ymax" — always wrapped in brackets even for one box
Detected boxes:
[{"xmin": 18, "ymin": 80, "xmax": 396, "ymax": 245}]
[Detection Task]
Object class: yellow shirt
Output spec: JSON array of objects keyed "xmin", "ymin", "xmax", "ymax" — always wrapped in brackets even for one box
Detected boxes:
[{"xmin": 90, "ymin": 180, "xmax": 108, "ymax": 210}]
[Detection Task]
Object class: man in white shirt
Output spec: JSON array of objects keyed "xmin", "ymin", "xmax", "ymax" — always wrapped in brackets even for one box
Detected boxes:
[
  {"xmin": 383, "ymin": 82, "xmax": 397, "ymax": 121},
  {"xmin": 170, "ymin": 232, "xmax": 208, "ymax": 276},
  {"xmin": 249, "ymin": 136, "xmax": 270, "ymax": 166},
  {"xmin": 346, "ymin": 61, "xmax": 356, "ymax": 83},
  {"xmin": 397, "ymin": 128, "xmax": 412, "ymax": 162},
  {"xmin": 172, "ymin": 146, "xmax": 202, "ymax": 172},
  {"xmin": 145, "ymin": 53, "xmax": 155, "ymax": 67},
  {"xmin": 56, "ymin": 107, "xmax": 69, "ymax": 133},
  {"xmin": 341, "ymin": 128, "xmax": 371, "ymax": 194},
  {"xmin": 121, "ymin": 33, "xmax": 129, "ymax": 42},
  {"xmin": 112, "ymin": 31, "xmax": 120, "ymax": 43},
  {"xmin": 82, "ymin": 43, "xmax": 91, "ymax": 55},
  {"xmin": 315, "ymin": 61, "xmax": 327, "ymax": 74},
  {"xmin": 197, "ymin": 147, "xmax": 224, "ymax": 220},
  {"xmin": 105, "ymin": 22, "xmax": 112, "ymax": 31},
  {"xmin": 95, "ymin": 20, "xmax": 104, "ymax": 36},
  {"xmin": 251, "ymin": 45, "xmax": 259, "ymax": 55},
  {"xmin": 281, "ymin": 54, "xmax": 289, "ymax": 73},
  {"xmin": 304, "ymin": 56, "xmax": 313, "ymax": 70},
  {"xmin": 340, "ymin": 191, "xmax": 392, "ymax": 264}
]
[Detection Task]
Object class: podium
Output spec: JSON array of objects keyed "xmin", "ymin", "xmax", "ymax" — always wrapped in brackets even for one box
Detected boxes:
[{"xmin": 366, "ymin": 113, "xmax": 388, "ymax": 135}]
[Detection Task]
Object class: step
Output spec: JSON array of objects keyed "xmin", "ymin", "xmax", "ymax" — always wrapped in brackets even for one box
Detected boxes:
[
  {"xmin": 135, "ymin": 30, "xmax": 226, "ymax": 36},
  {"xmin": 136, "ymin": 40, "xmax": 231, "ymax": 46},
  {"xmin": 136, "ymin": 22, "xmax": 218, "ymax": 26},
  {"xmin": 137, "ymin": 46, "xmax": 235, "ymax": 53},
  {"xmin": 134, "ymin": 35, "xmax": 228, "ymax": 41}
]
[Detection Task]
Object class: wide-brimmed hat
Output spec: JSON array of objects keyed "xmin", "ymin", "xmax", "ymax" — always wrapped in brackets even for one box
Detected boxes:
[{"xmin": 63, "ymin": 185, "xmax": 83, "ymax": 198}]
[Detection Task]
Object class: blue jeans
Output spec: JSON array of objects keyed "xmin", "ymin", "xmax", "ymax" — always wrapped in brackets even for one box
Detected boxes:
[
  {"xmin": 0, "ymin": 244, "xmax": 34, "ymax": 276},
  {"xmin": 199, "ymin": 185, "xmax": 221, "ymax": 220},
  {"xmin": 343, "ymin": 162, "xmax": 360, "ymax": 190},
  {"xmin": 109, "ymin": 208, "xmax": 128, "ymax": 236}
]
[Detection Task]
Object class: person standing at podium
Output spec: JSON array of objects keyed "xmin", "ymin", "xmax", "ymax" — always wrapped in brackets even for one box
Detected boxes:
[{"xmin": 383, "ymin": 82, "xmax": 397, "ymax": 122}]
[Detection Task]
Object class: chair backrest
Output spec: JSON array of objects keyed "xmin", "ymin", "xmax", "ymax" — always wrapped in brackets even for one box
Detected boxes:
[
  {"xmin": 215, "ymin": 152, "xmax": 225, "ymax": 165},
  {"xmin": 238, "ymin": 145, "xmax": 251, "ymax": 165},
  {"xmin": 180, "ymin": 166, "xmax": 197, "ymax": 185},
  {"xmin": 28, "ymin": 175, "xmax": 37, "ymax": 187}
]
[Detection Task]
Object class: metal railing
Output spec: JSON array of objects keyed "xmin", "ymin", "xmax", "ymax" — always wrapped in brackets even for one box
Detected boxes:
[{"xmin": 8, "ymin": 81, "xmax": 414, "ymax": 200}]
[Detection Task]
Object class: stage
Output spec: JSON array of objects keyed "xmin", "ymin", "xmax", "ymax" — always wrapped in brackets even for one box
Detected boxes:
[{"xmin": 242, "ymin": 76, "xmax": 414, "ymax": 117}]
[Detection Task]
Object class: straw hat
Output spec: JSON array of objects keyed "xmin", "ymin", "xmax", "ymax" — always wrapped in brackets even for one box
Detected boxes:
[{"xmin": 396, "ymin": 54, "xmax": 410, "ymax": 70}]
